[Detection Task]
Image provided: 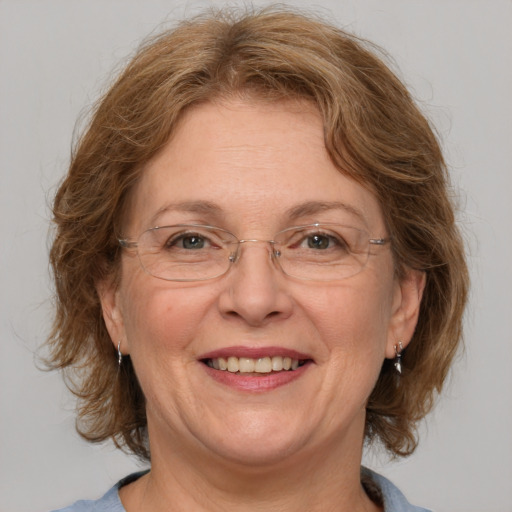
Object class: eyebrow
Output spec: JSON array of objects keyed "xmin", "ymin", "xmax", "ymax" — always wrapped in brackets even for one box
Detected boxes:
[
  {"xmin": 149, "ymin": 201, "xmax": 224, "ymax": 226},
  {"xmin": 285, "ymin": 201, "xmax": 368, "ymax": 225},
  {"xmin": 149, "ymin": 200, "xmax": 367, "ymax": 227}
]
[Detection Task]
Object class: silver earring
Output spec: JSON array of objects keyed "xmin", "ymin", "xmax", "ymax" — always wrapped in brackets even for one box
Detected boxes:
[
  {"xmin": 394, "ymin": 342, "xmax": 403, "ymax": 375},
  {"xmin": 117, "ymin": 341, "xmax": 123, "ymax": 366}
]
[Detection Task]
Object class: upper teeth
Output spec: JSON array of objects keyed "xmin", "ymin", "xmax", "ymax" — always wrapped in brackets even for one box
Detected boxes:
[{"xmin": 207, "ymin": 356, "xmax": 300, "ymax": 373}]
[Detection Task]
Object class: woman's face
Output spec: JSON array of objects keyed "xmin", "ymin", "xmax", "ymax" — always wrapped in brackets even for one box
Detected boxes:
[{"xmin": 100, "ymin": 98, "xmax": 423, "ymax": 468}]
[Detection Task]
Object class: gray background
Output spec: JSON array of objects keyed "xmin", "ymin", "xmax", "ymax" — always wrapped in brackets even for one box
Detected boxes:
[{"xmin": 1, "ymin": 1, "xmax": 511, "ymax": 511}]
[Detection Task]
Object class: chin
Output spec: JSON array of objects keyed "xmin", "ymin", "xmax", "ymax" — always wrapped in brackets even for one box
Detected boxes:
[
  {"xmin": 195, "ymin": 411, "xmax": 315, "ymax": 468},
  {"xmin": 210, "ymin": 436, "xmax": 308, "ymax": 468}
]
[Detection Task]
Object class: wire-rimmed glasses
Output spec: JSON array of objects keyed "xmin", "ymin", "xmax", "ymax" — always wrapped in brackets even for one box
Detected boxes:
[{"xmin": 118, "ymin": 223, "xmax": 390, "ymax": 282}]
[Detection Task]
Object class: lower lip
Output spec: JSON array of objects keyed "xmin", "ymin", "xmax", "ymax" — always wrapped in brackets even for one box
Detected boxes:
[{"xmin": 202, "ymin": 362, "xmax": 312, "ymax": 392}]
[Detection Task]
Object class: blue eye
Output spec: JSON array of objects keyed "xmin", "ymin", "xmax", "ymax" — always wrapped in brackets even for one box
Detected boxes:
[
  {"xmin": 283, "ymin": 228, "xmax": 351, "ymax": 254},
  {"xmin": 180, "ymin": 235, "xmax": 205, "ymax": 249},
  {"xmin": 307, "ymin": 234, "xmax": 331, "ymax": 250},
  {"xmin": 165, "ymin": 233, "xmax": 208, "ymax": 250}
]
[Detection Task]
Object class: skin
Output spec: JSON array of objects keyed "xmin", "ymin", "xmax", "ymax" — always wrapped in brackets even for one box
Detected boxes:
[{"xmin": 98, "ymin": 98, "xmax": 425, "ymax": 512}]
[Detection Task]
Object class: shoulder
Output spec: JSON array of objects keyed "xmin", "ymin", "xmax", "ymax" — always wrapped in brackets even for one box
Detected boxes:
[
  {"xmin": 49, "ymin": 486, "xmax": 122, "ymax": 512},
  {"xmin": 49, "ymin": 472, "xmax": 148, "ymax": 512},
  {"xmin": 362, "ymin": 467, "xmax": 433, "ymax": 512},
  {"xmin": 49, "ymin": 486, "xmax": 121, "ymax": 512}
]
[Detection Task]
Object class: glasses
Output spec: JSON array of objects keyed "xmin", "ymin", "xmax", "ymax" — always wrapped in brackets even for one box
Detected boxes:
[{"xmin": 119, "ymin": 223, "xmax": 390, "ymax": 282}]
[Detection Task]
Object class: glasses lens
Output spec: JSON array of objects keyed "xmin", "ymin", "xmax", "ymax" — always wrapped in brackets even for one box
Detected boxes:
[
  {"xmin": 274, "ymin": 224, "xmax": 370, "ymax": 280},
  {"xmin": 137, "ymin": 225, "xmax": 236, "ymax": 281}
]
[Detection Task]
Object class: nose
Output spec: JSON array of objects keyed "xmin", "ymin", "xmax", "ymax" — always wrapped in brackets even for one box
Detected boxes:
[{"xmin": 217, "ymin": 241, "xmax": 293, "ymax": 327}]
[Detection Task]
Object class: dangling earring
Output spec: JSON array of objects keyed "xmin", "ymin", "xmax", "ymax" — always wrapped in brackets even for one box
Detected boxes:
[
  {"xmin": 394, "ymin": 342, "xmax": 403, "ymax": 375},
  {"xmin": 117, "ymin": 340, "xmax": 123, "ymax": 367}
]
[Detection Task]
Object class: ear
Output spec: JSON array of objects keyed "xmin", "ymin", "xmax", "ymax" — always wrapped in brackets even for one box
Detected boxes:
[
  {"xmin": 96, "ymin": 278, "xmax": 129, "ymax": 355},
  {"xmin": 385, "ymin": 268, "xmax": 426, "ymax": 359}
]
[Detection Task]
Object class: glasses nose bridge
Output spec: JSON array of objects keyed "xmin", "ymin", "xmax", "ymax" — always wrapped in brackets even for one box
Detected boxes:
[
  {"xmin": 229, "ymin": 238, "xmax": 279, "ymax": 265},
  {"xmin": 238, "ymin": 238, "xmax": 276, "ymax": 245}
]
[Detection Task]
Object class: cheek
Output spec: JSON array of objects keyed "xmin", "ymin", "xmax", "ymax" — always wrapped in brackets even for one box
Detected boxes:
[
  {"xmin": 118, "ymin": 280, "xmax": 220, "ymax": 419},
  {"xmin": 304, "ymin": 279, "xmax": 395, "ymax": 414},
  {"xmin": 119, "ymin": 269, "xmax": 217, "ymax": 360},
  {"xmin": 302, "ymin": 275, "xmax": 395, "ymax": 358}
]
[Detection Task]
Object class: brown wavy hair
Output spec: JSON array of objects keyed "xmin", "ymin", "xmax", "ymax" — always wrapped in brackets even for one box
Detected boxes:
[{"xmin": 45, "ymin": 6, "xmax": 469, "ymax": 460}]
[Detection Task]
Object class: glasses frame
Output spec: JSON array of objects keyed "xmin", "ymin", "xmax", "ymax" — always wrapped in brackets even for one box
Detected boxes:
[{"xmin": 118, "ymin": 223, "xmax": 390, "ymax": 282}]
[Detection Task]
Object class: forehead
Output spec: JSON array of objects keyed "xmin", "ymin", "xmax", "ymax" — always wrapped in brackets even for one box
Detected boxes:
[{"xmin": 125, "ymin": 98, "xmax": 385, "ymax": 235}]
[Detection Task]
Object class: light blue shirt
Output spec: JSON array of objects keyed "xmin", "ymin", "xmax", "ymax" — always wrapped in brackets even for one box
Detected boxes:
[{"xmin": 51, "ymin": 468, "xmax": 432, "ymax": 512}]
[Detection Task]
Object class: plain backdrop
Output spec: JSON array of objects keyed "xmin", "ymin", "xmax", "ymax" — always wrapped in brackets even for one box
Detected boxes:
[{"xmin": 1, "ymin": 1, "xmax": 511, "ymax": 511}]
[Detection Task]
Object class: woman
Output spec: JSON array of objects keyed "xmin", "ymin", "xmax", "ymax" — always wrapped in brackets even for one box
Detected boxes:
[{"xmin": 46, "ymin": 6, "xmax": 468, "ymax": 512}]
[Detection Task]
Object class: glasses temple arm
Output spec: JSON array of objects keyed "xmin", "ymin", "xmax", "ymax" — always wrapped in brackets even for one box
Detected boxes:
[
  {"xmin": 118, "ymin": 238, "xmax": 138, "ymax": 249},
  {"xmin": 369, "ymin": 237, "xmax": 391, "ymax": 246}
]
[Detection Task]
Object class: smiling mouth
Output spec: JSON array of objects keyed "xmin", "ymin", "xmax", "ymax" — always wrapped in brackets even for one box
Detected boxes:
[{"xmin": 202, "ymin": 356, "xmax": 309, "ymax": 374}]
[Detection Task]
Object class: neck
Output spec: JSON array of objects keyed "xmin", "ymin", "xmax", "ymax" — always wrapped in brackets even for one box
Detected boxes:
[{"xmin": 120, "ymin": 418, "xmax": 381, "ymax": 512}]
